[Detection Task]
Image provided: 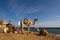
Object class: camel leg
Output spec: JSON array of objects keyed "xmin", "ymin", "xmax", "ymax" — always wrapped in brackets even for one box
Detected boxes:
[
  {"xmin": 21, "ymin": 27, "xmax": 24, "ymax": 34},
  {"xmin": 4, "ymin": 27, "xmax": 9, "ymax": 34},
  {"xmin": 20, "ymin": 23, "xmax": 24, "ymax": 34},
  {"xmin": 28, "ymin": 26, "xmax": 30, "ymax": 34}
]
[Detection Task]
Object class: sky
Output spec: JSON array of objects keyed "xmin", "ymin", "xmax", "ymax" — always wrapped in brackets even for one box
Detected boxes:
[{"xmin": 0, "ymin": 0, "xmax": 60, "ymax": 27}]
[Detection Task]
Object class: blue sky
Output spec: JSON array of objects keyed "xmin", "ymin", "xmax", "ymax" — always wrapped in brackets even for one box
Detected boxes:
[{"xmin": 0, "ymin": 0, "xmax": 60, "ymax": 27}]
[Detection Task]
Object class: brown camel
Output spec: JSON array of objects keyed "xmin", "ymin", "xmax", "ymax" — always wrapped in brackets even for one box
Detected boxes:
[{"xmin": 18, "ymin": 18, "xmax": 38, "ymax": 34}]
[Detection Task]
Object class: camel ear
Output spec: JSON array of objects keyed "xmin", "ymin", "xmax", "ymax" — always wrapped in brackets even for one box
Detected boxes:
[{"xmin": 34, "ymin": 18, "xmax": 38, "ymax": 21}]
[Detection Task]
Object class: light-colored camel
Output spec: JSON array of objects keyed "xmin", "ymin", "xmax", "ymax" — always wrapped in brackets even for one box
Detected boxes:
[
  {"xmin": 0, "ymin": 20, "xmax": 9, "ymax": 34},
  {"xmin": 18, "ymin": 18, "xmax": 38, "ymax": 34}
]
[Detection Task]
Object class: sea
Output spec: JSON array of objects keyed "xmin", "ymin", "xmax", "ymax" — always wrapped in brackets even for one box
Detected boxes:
[
  {"xmin": 16, "ymin": 27, "xmax": 60, "ymax": 35},
  {"xmin": 23, "ymin": 27, "xmax": 60, "ymax": 35}
]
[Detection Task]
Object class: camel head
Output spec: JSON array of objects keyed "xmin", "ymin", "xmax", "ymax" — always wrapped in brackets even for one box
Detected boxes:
[
  {"xmin": 34, "ymin": 18, "xmax": 38, "ymax": 21},
  {"xmin": 33, "ymin": 18, "xmax": 38, "ymax": 25}
]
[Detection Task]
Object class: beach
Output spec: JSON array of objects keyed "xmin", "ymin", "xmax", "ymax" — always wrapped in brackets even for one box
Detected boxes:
[
  {"xmin": 0, "ymin": 31, "xmax": 60, "ymax": 40},
  {"xmin": 56, "ymin": 35, "xmax": 60, "ymax": 40}
]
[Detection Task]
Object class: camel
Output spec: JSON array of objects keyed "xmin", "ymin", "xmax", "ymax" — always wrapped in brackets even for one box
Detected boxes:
[
  {"xmin": 18, "ymin": 18, "xmax": 38, "ymax": 34},
  {"xmin": 0, "ymin": 19, "xmax": 9, "ymax": 34}
]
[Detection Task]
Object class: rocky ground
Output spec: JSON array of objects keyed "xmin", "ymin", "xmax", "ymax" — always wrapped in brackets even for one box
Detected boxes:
[{"xmin": 0, "ymin": 31, "xmax": 59, "ymax": 40}]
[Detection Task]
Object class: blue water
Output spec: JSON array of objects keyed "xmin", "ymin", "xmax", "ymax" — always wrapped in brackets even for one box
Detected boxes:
[
  {"xmin": 16, "ymin": 27, "xmax": 60, "ymax": 35},
  {"xmin": 46, "ymin": 28, "xmax": 60, "ymax": 35},
  {"xmin": 23, "ymin": 27, "xmax": 60, "ymax": 35}
]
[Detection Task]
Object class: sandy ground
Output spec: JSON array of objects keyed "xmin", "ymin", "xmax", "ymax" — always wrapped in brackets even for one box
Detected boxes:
[{"xmin": 0, "ymin": 31, "xmax": 59, "ymax": 40}]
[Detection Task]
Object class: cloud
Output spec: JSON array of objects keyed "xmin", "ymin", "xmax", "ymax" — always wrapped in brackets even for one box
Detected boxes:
[
  {"xmin": 8, "ymin": 2, "xmax": 40, "ymax": 14},
  {"xmin": 32, "ymin": 21, "xmax": 60, "ymax": 27},
  {"xmin": 56, "ymin": 16, "xmax": 60, "ymax": 17},
  {"xmin": 6, "ymin": 0, "xmax": 41, "ymax": 19}
]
